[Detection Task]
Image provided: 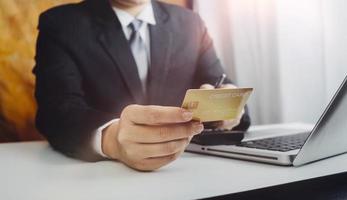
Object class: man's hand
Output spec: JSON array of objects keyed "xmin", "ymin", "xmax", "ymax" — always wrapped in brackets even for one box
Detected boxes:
[
  {"xmin": 200, "ymin": 83, "xmax": 244, "ymax": 130},
  {"xmin": 101, "ymin": 105, "xmax": 204, "ymax": 171}
]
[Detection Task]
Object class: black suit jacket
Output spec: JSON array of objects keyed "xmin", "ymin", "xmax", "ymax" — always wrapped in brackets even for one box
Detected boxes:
[{"xmin": 33, "ymin": 0, "xmax": 251, "ymax": 161}]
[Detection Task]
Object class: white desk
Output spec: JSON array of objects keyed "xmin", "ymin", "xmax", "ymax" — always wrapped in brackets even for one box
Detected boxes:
[{"xmin": 2, "ymin": 123, "xmax": 347, "ymax": 200}]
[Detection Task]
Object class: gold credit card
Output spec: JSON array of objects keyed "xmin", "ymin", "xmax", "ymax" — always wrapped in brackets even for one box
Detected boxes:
[{"xmin": 181, "ymin": 88, "xmax": 253, "ymax": 122}]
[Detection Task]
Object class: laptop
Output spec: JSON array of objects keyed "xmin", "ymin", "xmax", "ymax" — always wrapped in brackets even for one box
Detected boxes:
[{"xmin": 186, "ymin": 75, "xmax": 347, "ymax": 166}]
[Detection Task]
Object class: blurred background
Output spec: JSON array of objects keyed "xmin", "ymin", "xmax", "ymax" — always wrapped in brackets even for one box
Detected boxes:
[
  {"xmin": 196, "ymin": 0, "xmax": 347, "ymax": 125},
  {"xmin": 0, "ymin": 0, "xmax": 346, "ymax": 143}
]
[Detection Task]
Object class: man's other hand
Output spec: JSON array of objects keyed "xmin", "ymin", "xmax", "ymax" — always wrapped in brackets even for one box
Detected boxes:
[
  {"xmin": 200, "ymin": 83, "xmax": 244, "ymax": 130},
  {"xmin": 101, "ymin": 105, "xmax": 204, "ymax": 171}
]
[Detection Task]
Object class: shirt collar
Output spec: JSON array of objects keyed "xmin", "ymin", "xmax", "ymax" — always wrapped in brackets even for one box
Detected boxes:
[{"xmin": 112, "ymin": 3, "xmax": 156, "ymax": 28}]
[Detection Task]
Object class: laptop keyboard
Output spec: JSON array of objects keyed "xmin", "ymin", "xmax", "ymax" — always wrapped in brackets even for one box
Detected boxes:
[{"xmin": 237, "ymin": 132, "xmax": 310, "ymax": 152}]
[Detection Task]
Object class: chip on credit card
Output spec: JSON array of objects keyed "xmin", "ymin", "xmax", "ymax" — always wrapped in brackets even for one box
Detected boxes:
[{"xmin": 181, "ymin": 88, "xmax": 253, "ymax": 122}]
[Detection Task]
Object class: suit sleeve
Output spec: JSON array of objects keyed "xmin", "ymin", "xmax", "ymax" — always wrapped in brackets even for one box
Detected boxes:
[
  {"xmin": 193, "ymin": 15, "xmax": 251, "ymax": 131},
  {"xmin": 33, "ymin": 13, "xmax": 114, "ymax": 161}
]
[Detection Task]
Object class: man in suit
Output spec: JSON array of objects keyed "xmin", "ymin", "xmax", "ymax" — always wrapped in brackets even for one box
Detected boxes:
[{"xmin": 33, "ymin": 0, "xmax": 250, "ymax": 171}]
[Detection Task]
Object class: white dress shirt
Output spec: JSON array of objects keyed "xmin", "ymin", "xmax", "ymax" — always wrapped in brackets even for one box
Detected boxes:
[{"xmin": 93, "ymin": 3, "xmax": 156, "ymax": 157}]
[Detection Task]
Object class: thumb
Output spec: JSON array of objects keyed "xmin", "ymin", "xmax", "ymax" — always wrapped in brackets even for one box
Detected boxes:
[{"xmin": 200, "ymin": 84, "xmax": 215, "ymax": 89}]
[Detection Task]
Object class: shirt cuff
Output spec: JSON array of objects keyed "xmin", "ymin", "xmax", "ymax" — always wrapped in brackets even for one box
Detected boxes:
[{"xmin": 93, "ymin": 119, "xmax": 119, "ymax": 158}]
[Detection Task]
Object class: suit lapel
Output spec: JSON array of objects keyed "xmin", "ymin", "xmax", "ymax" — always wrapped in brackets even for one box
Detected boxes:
[
  {"xmin": 87, "ymin": 0, "xmax": 173, "ymax": 105},
  {"xmin": 88, "ymin": 0, "xmax": 145, "ymax": 103},
  {"xmin": 147, "ymin": 1, "xmax": 173, "ymax": 105},
  {"xmin": 98, "ymin": 26, "xmax": 145, "ymax": 104}
]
